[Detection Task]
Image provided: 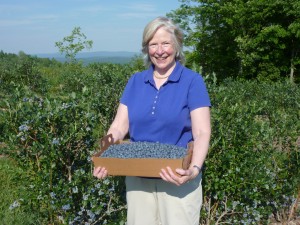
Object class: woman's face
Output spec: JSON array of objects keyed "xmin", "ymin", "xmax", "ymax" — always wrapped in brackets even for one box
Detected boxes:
[{"xmin": 148, "ymin": 27, "xmax": 176, "ymax": 73}]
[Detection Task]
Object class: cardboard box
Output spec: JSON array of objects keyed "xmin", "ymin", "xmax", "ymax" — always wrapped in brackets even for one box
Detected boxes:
[{"xmin": 92, "ymin": 134, "xmax": 193, "ymax": 177}]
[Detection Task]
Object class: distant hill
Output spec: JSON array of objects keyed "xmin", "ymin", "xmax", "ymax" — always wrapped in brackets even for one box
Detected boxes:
[{"xmin": 32, "ymin": 51, "xmax": 140, "ymax": 64}]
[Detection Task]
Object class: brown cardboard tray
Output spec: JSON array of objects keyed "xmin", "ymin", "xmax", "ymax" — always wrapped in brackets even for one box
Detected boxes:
[{"xmin": 92, "ymin": 134, "xmax": 193, "ymax": 177}]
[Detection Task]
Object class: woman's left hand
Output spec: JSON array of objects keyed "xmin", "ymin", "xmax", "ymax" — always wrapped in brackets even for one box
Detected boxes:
[{"xmin": 159, "ymin": 167, "xmax": 198, "ymax": 186}]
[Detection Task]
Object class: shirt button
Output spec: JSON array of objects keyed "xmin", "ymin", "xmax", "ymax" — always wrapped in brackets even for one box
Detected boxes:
[
  {"xmin": 154, "ymin": 101, "xmax": 156, "ymax": 103},
  {"xmin": 152, "ymin": 112, "xmax": 154, "ymax": 115}
]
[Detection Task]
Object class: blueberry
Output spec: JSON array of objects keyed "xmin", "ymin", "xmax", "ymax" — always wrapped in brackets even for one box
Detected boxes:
[{"xmin": 101, "ymin": 142, "xmax": 187, "ymax": 159}]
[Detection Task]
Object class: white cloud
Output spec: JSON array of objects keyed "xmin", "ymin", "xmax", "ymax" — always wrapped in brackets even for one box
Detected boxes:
[
  {"xmin": 0, "ymin": 0, "xmax": 181, "ymax": 54},
  {"xmin": 0, "ymin": 14, "xmax": 59, "ymax": 27},
  {"xmin": 0, "ymin": 19, "xmax": 32, "ymax": 27},
  {"xmin": 0, "ymin": 4, "xmax": 28, "ymax": 14}
]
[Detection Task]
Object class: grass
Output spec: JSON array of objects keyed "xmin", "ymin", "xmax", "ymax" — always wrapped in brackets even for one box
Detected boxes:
[{"xmin": 0, "ymin": 157, "xmax": 39, "ymax": 225}]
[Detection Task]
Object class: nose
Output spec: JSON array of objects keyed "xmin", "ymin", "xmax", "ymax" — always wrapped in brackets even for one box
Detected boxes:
[{"xmin": 156, "ymin": 44, "xmax": 164, "ymax": 54}]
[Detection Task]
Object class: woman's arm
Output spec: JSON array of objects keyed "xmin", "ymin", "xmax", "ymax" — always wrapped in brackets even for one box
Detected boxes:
[
  {"xmin": 106, "ymin": 103, "xmax": 129, "ymax": 142},
  {"xmin": 189, "ymin": 106, "xmax": 211, "ymax": 176},
  {"xmin": 93, "ymin": 103, "xmax": 129, "ymax": 179},
  {"xmin": 160, "ymin": 106, "xmax": 211, "ymax": 185}
]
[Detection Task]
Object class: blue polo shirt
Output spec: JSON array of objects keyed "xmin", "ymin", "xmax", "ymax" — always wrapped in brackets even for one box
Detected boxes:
[{"xmin": 121, "ymin": 61, "xmax": 211, "ymax": 148}]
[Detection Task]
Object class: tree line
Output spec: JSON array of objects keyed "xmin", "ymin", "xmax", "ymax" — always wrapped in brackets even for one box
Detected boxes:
[{"xmin": 168, "ymin": 0, "xmax": 300, "ymax": 83}]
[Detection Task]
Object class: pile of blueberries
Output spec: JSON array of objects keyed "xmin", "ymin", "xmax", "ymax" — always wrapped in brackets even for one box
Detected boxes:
[{"xmin": 101, "ymin": 141, "xmax": 187, "ymax": 159}]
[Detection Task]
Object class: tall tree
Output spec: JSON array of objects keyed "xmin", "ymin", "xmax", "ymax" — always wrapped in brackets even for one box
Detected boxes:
[
  {"xmin": 55, "ymin": 27, "xmax": 93, "ymax": 63},
  {"xmin": 168, "ymin": 0, "xmax": 300, "ymax": 82}
]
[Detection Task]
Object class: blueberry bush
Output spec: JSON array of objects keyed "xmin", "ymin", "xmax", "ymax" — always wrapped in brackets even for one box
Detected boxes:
[
  {"xmin": 0, "ymin": 52, "xmax": 299, "ymax": 224},
  {"xmin": 202, "ymin": 79, "xmax": 300, "ymax": 224}
]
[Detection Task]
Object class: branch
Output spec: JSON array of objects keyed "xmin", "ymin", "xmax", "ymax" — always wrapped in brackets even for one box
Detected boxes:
[{"xmin": 91, "ymin": 193, "xmax": 127, "ymax": 225}]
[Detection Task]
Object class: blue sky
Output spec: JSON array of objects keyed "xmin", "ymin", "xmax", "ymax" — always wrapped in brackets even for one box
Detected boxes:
[{"xmin": 0, "ymin": 0, "xmax": 181, "ymax": 54}]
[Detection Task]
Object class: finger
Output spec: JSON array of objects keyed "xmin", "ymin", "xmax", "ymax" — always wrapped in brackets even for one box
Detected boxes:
[
  {"xmin": 94, "ymin": 167, "xmax": 107, "ymax": 179},
  {"xmin": 102, "ymin": 168, "xmax": 108, "ymax": 178},
  {"xmin": 159, "ymin": 168, "xmax": 169, "ymax": 182},
  {"xmin": 165, "ymin": 167, "xmax": 181, "ymax": 186},
  {"xmin": 160, "ymin": 167, "xmax": 184, "ymax": 186},
  {"xmin": 176, "ymin": 168, "xmax": 193, "ymax": 176},
  {"xmin": 160, "ymin": 168, "xmax": 176, "ymax": 183},
  {"xmin": 173, "ymin": 168, "xmax": 193, "ymax": 185},
  {"xmin": 99, "ymin": 167, "xmax": 108, "ymax": 178},
  {"xmin": 93, "ymin": 167, "xmax": 101, "ymax": 176},
  {"xmin": 175, "ymin": 168, "xmax": 186, "ymax": 176}
]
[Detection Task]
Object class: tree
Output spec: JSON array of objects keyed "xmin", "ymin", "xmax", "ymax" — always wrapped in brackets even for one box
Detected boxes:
[
  {"xmin": 55, "ymin": 27, "xmax": 93, "ymax": 63},
  {"xmin": 168, "ymin": 0, "xmax": 300, "ymax": 83}
]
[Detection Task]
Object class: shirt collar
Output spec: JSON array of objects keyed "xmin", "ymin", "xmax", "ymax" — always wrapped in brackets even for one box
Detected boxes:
[{"xmin": 144, "ymin": 61, "xmax": 184, "ymax": 83}]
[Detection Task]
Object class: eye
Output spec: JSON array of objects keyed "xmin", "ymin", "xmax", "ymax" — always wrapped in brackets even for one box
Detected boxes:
[
  {"xmin": 149, "ymin": 43, "xmax": 158, "ymax": 49},
  {"xmin": 162, "ymin": 42, "xmax": 171, "ymax": 48}
]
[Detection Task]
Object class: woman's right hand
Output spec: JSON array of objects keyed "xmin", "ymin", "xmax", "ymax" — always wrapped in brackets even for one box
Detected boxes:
[{"xmin": 93, "ymin": 167, "xmax": 108, "ymax": 179}]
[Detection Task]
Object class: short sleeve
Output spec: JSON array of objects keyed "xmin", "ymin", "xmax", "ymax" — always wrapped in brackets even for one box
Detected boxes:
[
  {"xmin": 188, "ymin": 75, "xmax": 211, "ymax": 111},
  {"xmin": 120, "ymin": 75, "xmax": 135, "ymax": 106}
]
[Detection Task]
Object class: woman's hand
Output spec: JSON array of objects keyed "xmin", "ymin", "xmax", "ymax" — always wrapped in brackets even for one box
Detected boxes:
[
  {"xmin": 93, "ymin": 167, "xmax": 108, "ymax": 179},
  {"xmin": 159, "ymin": 166, "xmax": 199, "ymax": 186}
]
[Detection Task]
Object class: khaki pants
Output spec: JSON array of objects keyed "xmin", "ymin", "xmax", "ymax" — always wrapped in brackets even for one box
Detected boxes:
[{"xmin": 125, "ymin": 174, "xmax": 202, "ymax": 225}]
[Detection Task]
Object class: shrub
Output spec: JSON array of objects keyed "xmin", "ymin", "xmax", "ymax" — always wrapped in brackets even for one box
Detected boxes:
[
  {"xmin": 0, "ymin": 51, "xmax": 48, "ymax": 95},
  {"xmin": 1, "ymin": 53, "xmax": 298, "ymax": 224},
  {"xmin": 0, "ymin": 158, "xmax": 40, "ymax": 225},
  {"xmin": 2, "ymin": 91, "xmax": 127, "ymax": 224},
  {"xmin": 201, "ymin": 79, "xmax": 300, "ymax": 224}
]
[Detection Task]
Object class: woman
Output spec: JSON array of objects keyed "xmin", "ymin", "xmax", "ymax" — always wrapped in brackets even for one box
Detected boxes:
[{"xmin": 93, "ymin": 16, "xmax": 211, "ymax": 225}]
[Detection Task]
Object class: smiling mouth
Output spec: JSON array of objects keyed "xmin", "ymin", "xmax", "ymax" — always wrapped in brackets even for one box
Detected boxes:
[{"xmin": 156, "ymin": 56, "xmax": 167, "ymax": 60}]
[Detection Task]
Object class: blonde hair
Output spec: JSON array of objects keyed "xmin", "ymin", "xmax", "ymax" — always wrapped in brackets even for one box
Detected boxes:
[{"xmin": 142, "ymin": 16, "xmax": 185, "ymax": 67}]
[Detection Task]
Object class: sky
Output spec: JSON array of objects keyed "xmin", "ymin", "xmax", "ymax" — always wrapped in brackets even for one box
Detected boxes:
[{"xmin": 0, "ymin": 0, "xmax": 181, "ymax": 54}]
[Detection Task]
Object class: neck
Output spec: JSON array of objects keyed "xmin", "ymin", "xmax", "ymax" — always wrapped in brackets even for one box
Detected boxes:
[
  {"xmin": 153, "ymin": 61, "xmax": 176, "ymax": 79},
  {"xmin": 153, "ymin": 71, "xmax": 170, "ymax": 79}
]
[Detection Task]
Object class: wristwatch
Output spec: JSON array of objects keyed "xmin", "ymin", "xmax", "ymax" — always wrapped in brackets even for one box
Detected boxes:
[{"xmin": 193, "ymin": 165, "xmax": 202, "ymax": 173}]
